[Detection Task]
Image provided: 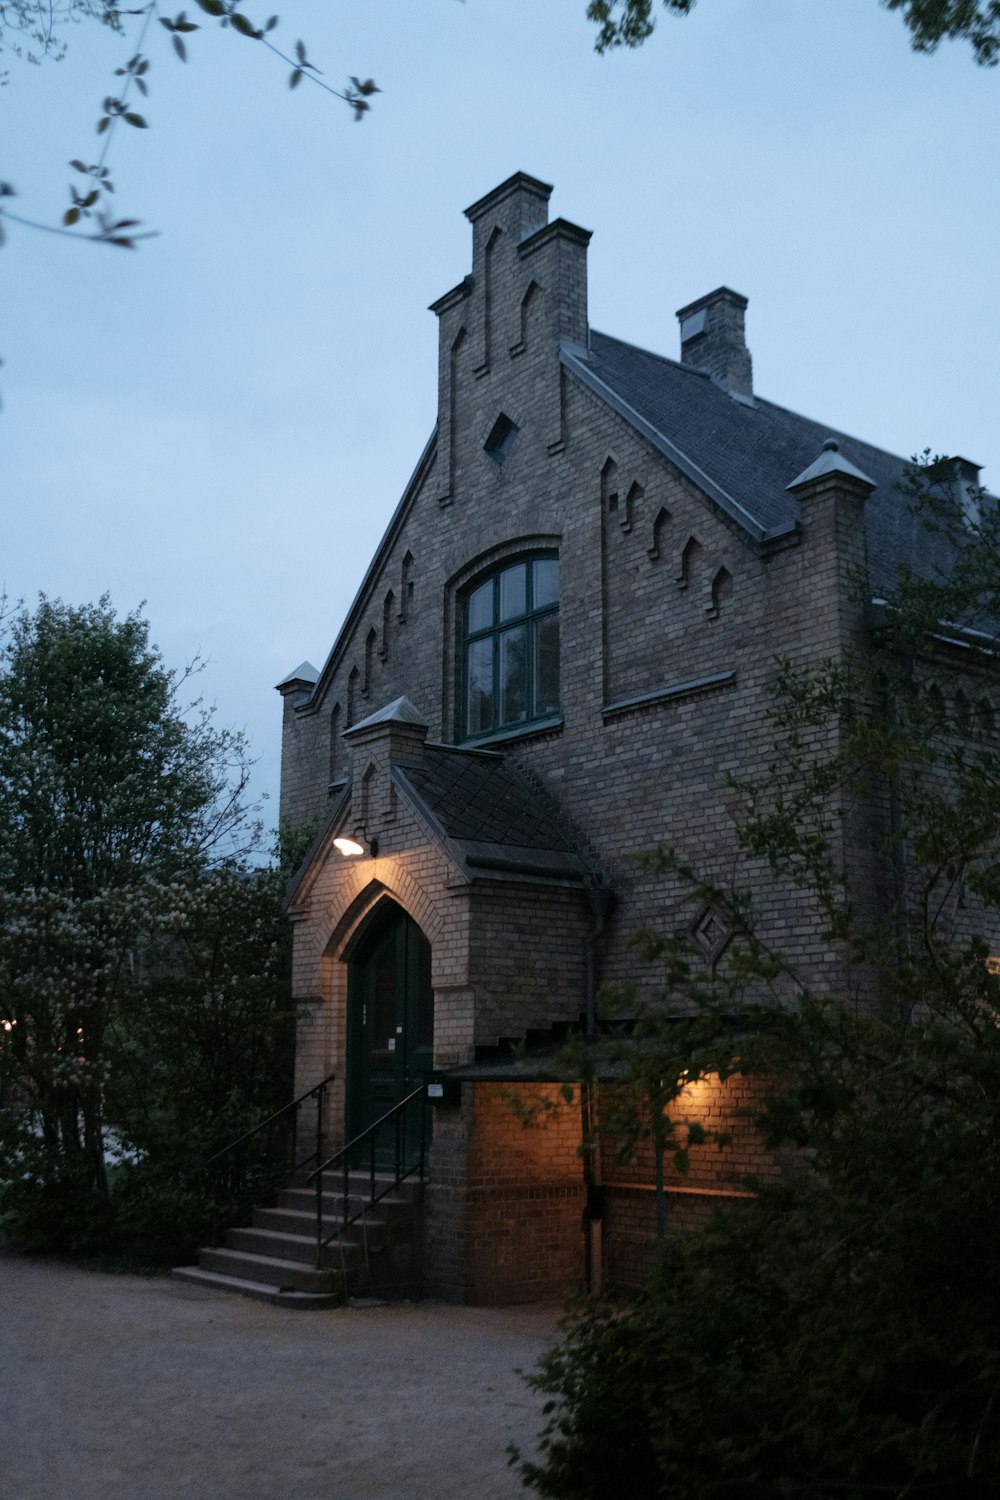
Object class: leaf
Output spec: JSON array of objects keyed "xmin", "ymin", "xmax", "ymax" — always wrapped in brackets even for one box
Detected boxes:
[
  {"xmin": 135, "ymin": 78, "xmax": 148, "ymax": 95},
  {"xmin": 289, "ymin": 67, "xmax": 302, "ymax": 88},
  {"xmin": 194, "ymin": 0, "xmax": 225, "ymax": 12},
  {"xmin": 64, "ymin": 207, "xmax": 81, "ymax": 227},
  {"xmin": 124, "ymin": 113, "xmax": 148, "ymax": 128},
  {"xmin": 97, "ymin": 119, "xmax": 110, "ymax": 134},
  {"xmin": 229, "ymin": 12, "xmax": 259, "ymax": 37},
  {"xmin": 172, "ymin": 34, "xmax": 187, "ymax": 60},
  {"xmin": 294, "ymin": 38, "xmax": 305, "ymax": 61},
  {"xmin": 265, "ymin": 14, "xmax": 278, "ymax": 29},
  {"xmin": 69, "ymin": 160, "xmax": 88, "ymax": 173},
  {"xmin": 82, "ymin": 190, "xmax": 99, "ymax": 208}
]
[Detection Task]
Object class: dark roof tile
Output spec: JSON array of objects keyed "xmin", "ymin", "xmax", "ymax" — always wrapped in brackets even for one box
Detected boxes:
[
  {"xmin": 580, "ymin": 331, "xmax": 939, "ymax": 598},
  {"xmin": 395, "ymin": 745, "xmax": 595, "ymax": 883}
]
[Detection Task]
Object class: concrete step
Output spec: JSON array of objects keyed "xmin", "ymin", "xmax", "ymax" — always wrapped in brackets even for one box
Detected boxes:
[
  {"xmin": 253, "ymin": 1205, "xmax": 400, "ymax": 1246},
  {"xmin": 275, "ymin": 1189, "xmax": 418, "ymax": 1226},
  {"xmin": 292, "ymin": 1170, "xmax": 424, "ymax": 1203},
  {"xmin": 172, "ymin": 1265, "xmax": 343, "ymax": 1310},
  {"xmin": 198, "ymin": 1246, "xmax": 339, "ymax": 1295},
  {"xmin": 227, "ymin": 1225, "xmax": 367, "ymax": 1267}
]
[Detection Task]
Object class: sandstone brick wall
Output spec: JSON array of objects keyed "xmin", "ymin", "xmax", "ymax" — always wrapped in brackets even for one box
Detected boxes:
[
  {"xmin": 276, "ymin": 177, "xmax": 911, "ymax": 1302},
  {"xmin": 279, "ymin": 174, "xmax": 880, "ymax": 1019}
]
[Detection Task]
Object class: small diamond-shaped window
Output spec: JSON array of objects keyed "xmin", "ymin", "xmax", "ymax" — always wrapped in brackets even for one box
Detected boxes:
[
  {"xmin": 484, "ymin": 412, "xmax": 519, "ymax": 462},
  {"xmin": 692, "ymin": 904, "xmax": 732, "ymax": 967}
]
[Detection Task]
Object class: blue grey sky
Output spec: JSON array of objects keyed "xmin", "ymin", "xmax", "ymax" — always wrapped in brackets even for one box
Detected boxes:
[{"xmin": 4, "ymin": 0, "xmax": 998, "ymax": 831}]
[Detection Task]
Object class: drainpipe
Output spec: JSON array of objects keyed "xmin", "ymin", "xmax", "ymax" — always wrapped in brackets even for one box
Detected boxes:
[
  {"xmin": 582, "ymin": 884, "xmax": 612, "ymax": 1294},
  {"xmin": 869, "ymin": 601, "xmax": 910, "ymax": 999},
  {"xmin": 886, "ymin": 688, "xmax": 909, "ymax": 966}
]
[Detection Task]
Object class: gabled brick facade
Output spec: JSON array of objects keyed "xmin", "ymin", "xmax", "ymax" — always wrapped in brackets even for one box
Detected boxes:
[{"xmin": 277, "ymin": 174, "xmax": 979, "ymax": 1302}]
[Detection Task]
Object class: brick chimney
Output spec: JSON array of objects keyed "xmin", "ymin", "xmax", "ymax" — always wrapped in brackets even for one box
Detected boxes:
[{"xmin": 676, "ymin": 286, "xmax": 753, "ymax": 398}]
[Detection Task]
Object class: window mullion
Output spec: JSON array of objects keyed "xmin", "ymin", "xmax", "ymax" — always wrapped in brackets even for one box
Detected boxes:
[{"xmin": 492, "ymin": 575, "xmax": 500, "ymax": 730}]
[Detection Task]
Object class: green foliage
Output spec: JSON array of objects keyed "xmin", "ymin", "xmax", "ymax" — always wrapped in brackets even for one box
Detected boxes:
[
  {"xmin": 587, "ymin": 0, "xmax": 1000, "ymax": 63},
  {"xmin": 518, "ymin": 461, "xmax": 1000, "ymax": 1497},
  {"xmin": 522, "ymin": 988, "xmax": 1000, "ymax": 1496},
  {"xmin": 0, "ymin": 594, "xmax": 295, "ymax": 1263}
]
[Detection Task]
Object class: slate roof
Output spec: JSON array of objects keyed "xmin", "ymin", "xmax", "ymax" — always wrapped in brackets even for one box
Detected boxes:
[
  {"xmin": 568, "ymin": 331, "xmax": 943, "ymax": 599},
  {"xmin": 393, "ymin": 745, "xmax": 598, "ymax": 885}
]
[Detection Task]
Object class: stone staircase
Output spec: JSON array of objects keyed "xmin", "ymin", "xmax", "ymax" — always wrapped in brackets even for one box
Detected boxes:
[{"xmin": 172, "ymin": 1172, "xmax": 424, "ymax": 1309}]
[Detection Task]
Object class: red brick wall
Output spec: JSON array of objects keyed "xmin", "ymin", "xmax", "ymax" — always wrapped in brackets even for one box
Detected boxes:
[
  {"xmin": 599, "ymin": 1073, "xmax": 782, "ymax": 1289},
  {"xmin": 462, "ymin": 1083, "xmax": 586, "ymax": 1304}
]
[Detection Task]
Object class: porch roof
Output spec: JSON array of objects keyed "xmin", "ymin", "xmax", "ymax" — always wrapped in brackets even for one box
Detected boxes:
[{"xmin": 394, "ymin": 744, "xmax": 601, "ymax": 887}]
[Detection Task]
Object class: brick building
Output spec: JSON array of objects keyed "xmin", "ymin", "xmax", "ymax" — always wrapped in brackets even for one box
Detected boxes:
[{"xmin": 273, "ymin": 173, "xmax": 983, "ymax": 1303}]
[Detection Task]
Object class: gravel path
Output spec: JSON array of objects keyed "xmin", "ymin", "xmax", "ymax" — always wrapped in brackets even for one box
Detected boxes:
[{"xmin": 0, "ymin": 1244, "xmax": 560, "ymax": 1500}]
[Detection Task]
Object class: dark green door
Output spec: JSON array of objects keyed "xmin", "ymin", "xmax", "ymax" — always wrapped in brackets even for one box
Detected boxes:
[{"xmin": 347, "ymin": 904, "xmax": 433, "ymax": 1169}]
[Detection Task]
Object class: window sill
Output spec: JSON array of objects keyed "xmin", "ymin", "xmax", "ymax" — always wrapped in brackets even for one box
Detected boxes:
[
  {"xmin": 602, "ymin": 671, "xmax": 736, "ymax": 721},
  {"xmin": 460, "ymin": 714, "xmax": 564, "ymax": 750}
]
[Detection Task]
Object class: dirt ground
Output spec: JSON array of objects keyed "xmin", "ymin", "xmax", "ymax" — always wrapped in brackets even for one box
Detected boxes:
[{"xmin": 0, "ymin": 1243, "xmax": 561, "ymax": 1500}]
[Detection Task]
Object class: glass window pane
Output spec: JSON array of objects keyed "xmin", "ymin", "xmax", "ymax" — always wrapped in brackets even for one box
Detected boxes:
[
  {"xmin": 467, "ymin": 579, "xmax": 494, "ymax": 634},
  {"xmin": 499, "ymin": 563, "xmax": 527, "ymax": 621},
  {"xmin": 466, "ymin": 637, "xmax": 494, "ymax": 735},
  {"xmin": 533, "ymin": 557, "xmax": 559, "ymax": 610},
  {"xmin": 533, "ymin": 614, "xmax": 559, "ymax": 717},
  {"xmin": 499, "ymin": 625, "xmax": 527, "ymax": 725}
]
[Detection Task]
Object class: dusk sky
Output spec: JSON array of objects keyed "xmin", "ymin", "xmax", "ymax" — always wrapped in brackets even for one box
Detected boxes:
[{"xmin": 4, "ymin": 0, "xmax": 998, "ymax": 834}]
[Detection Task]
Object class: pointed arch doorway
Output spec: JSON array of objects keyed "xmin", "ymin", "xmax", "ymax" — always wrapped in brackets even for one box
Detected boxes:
[{"xmin": 346, "ymin": 902, "xmax": 434, "ymax": 1169}]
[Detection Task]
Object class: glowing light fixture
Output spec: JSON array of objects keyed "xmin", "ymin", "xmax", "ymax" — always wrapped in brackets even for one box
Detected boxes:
[{"xmin": 333, "ymin": 826, "xmax": 378, "ymax": 858}]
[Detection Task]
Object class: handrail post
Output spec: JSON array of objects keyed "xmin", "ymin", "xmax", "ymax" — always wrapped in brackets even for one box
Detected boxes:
[
  {"xmin": 315, "ymin": 1081, "xmax": 324, "ymax": 1177},
  {"xmin": 315, "ymin": 1149, "xmax": 324, "ymax": 1269},
  {"xmin": 419, "ymin": 1083, "xmax": 427, "ymax": 1182},
  {"xmin": 342, "ymin": 1150, "xmax": 349, "ymax": 1234}
]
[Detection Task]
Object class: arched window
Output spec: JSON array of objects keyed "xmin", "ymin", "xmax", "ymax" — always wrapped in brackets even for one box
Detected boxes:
[{"xmin": 462, "ymin": 554, "xmax": 559, "ymax": 740}]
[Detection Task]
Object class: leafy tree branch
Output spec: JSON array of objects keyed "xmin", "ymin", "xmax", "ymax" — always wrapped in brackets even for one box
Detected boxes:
[{"xmin": 587, "ymin": 0, "xmax": 1000, "ymax": 65}]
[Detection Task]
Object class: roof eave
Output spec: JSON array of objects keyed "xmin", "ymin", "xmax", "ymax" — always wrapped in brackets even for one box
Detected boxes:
[
  {"xmin": 292, "ymin": 429, "xmax": 438, "ymax": 715},
  {"xmin": 560, "ymin": 342, "xmax": 795, "ymax": 546}
]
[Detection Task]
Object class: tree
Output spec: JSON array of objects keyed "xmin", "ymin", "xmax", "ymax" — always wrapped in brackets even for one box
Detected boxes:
[
  {"xmin": 587, "ymin": 0, "xmax": 1000, "ymax": 65},
  {"xmin": 516, "ymin": 460, "xmax": 1000, "ymax": 1498},
  {"xmin": 99, "ymin": 854, "xmax": 301, "ymax": 1263},
  {"xmin": 0, "ymin": 595, "xmax": 264, "ymax": 1251}
]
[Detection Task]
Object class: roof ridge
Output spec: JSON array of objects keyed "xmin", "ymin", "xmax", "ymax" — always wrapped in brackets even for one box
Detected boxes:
[{"xmin": 590, "ymin": 328, "xmax": 712, "ymax": 380}]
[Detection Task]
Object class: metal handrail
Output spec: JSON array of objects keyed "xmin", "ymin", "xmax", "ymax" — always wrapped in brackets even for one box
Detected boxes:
[
  {"xmin": 204, "ymin": 1070, "xmax": 337, "ymax": 1168},
  {"xmin": 305, "ymin": 1084, "xmax": 428, "ymax": 1268},
  {"xmin": 203, "ymin": 1070, "xmax": 338, "ymax": 1249}
]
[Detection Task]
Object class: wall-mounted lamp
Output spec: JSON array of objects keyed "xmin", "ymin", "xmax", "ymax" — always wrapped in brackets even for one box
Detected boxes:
[{"xmin": 333, "ymin": 826, "xmax": 379, "ymax": 858}]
